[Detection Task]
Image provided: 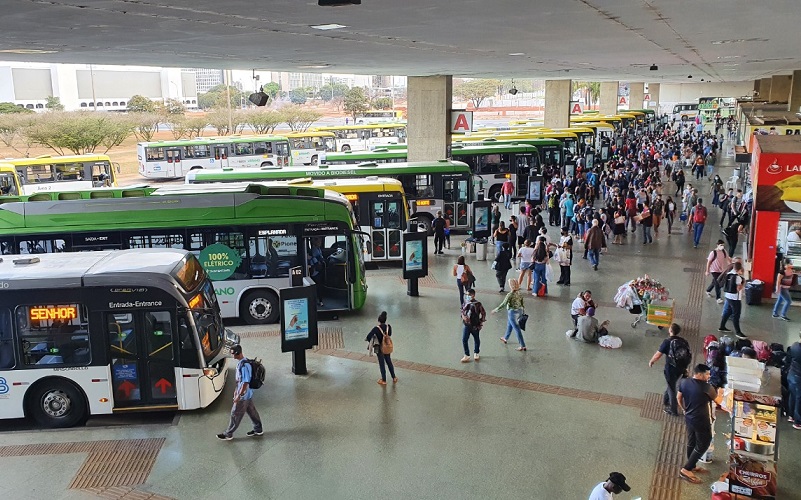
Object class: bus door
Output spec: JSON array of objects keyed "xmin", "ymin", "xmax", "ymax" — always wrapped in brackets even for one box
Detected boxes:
[
  {"xmin": 212, "ymin": 146, "xmax": 229, "ymax": 168},
  {"xmin": 367, "ymin": 195, "xmax": 403, "ymax": 260},
  {"xmin": 274, "ymin": 141, "xmax": 291, "ymax": 166},
  {"xmin": 304, "ymin": 232, "xmax": 352, "ymax": 310},
  {"xmin": 106, "ymin": 310, "xmax": 178, "ymax": 409},
  {"xmin": 165, "ymin": 149, "xmax": 182, "ymax": 177},
  {"xmin": 443, "ymin": 175, "xmax": 469, "ymax": 229},
  {"xmin": 514, "ymin": 154, "xmax": 535, "ymax": 199}
]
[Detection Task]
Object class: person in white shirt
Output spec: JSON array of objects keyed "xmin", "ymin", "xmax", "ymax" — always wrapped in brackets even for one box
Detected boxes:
[
  {"xmin": 588, "ymin": 472, "xmax": 631, "ymax": 499},
  {"xmin": 516, "ymin": 239, "xmax": 536, "ymax": 291},
  {"xmin": 787, "ymin": 226, "xmax": 801, "ymax": 244}
]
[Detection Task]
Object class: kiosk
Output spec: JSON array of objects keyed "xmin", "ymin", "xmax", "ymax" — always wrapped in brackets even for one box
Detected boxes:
[
  {"xmin": 402, "ymin": 227, "xmax": 428, "ymax": 297},
  {"xmin": 280, "ymin": 270, "xmax": 319, "ymax": 375}
]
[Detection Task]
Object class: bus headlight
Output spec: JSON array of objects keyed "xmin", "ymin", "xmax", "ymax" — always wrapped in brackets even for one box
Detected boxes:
[{"xmin": 203, "ymin": 367, "xmax": 219, "ymax": 377}]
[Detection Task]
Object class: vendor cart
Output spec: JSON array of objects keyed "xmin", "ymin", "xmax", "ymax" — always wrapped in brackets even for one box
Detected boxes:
[
  {"xmin": 645, "ymin": 298, "xmax": 675, "ymax": 328},
  {"xmin": 615, "ymin": 275, "xmax": 671, "ymax": 329}
]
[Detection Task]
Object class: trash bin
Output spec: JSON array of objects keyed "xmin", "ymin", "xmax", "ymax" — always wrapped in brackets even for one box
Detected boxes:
[
  {"xmin": 745, "ymin": 280, "xmax": 764, "ymax": 306},
  {"xmin": 476, "ymin": 238, "xmax": 488, "ymax": 261}
]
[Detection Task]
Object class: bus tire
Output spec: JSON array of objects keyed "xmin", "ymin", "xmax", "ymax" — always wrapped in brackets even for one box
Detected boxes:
[
  {"xmin": 241, "ymin": 290, "xmax": 279, "ymax": 324},
  {"xmin": 189, "ymin": 166, "xmax": 203, "ymax": 171},
  {"xmin": 260, "ymin": 162, "xmax": 274, "ymax": 168},
  {"xmin": 26, "ymin": 378, "xmax": 88, "ymax": 428},
  {"xmin": 310, "ymin": 155, "xmax": 318, "ymax": 166},
  {"xmin": 416, "ymin": 216, "xmax": 433, "ymax": 236},
  {"xmin": 341, "ymin": 145, "xmax": 351, "ymax": 152},
  {"xmin": 489, "ymin": 186, "xmax": 503, "ymax": 203},
  {"xmin": 681, "ymin": 115, "xmax": 688, "ymax": 122}
]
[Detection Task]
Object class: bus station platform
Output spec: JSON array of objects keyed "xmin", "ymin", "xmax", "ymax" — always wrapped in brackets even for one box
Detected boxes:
[{"xmin": 2, "ymin": 147, "xmax": 800, "ymax": 500}]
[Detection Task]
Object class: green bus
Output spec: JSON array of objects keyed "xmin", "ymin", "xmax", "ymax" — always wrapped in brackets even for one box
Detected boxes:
[
  {"xmin": 0, "ymin": 184, "xmax": 367, "ymax": 324},
  {"xmin": 186, "ymin": 161, "xmax": 474, "ymax": 235}
]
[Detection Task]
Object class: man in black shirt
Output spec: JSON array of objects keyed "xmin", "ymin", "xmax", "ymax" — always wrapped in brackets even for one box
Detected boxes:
[
  {"xmin": 649, "ymin": 323, "xmax": 690, "ymax": 416},
  {"xmin": 676, "ymin": 364, "xmax": 723, "ymax": 484},
  {"xmin": 432, "ymin": 211, "xmax": 446, "ymax": 254}
]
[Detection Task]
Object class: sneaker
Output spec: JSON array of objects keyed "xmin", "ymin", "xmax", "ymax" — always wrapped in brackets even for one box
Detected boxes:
[
  {"xmin": 772, "ymin": 314, "xmax": 779, "ymax": 318},
  {"xmin": 718, "ymin": 327, "xmax": 731, "ymax": 333},
  {"xmin": 500, "ymin": 337, "xmax": 508, "ymax": 344},
  {"xmin": 460, "ymin": 355, "xmax": 471, "ymax": 363},
  {"xmin": 216, "ymin": 433, "xmax": 232, "ymax": 441},
  {"xmin": 794, "ymin": 424, "xmax": 801, "ymax": 430},
  {"xmin": 697, "ymin": 457, "xmax": 713, "ymax": 464},
  {"xmin": 516, "ymin": 346, "xmax": 527, "ymax": 351},
  {"xmin": 706, "ymin": 292, "xmax": 712, "ymax": 298},
  {"xmin": 663, "ymin": 408, "xmax": 679, "ymax": 417},
  {"xmin": 246, "ymin": 430, "xmax": 264, "ymax": 437},
  {"xmin": 735, "ymin": 332, "xmax": 748, "ymax": 339},
  {"xmin": 716, "ymin": 298, "xmax": 724, "ymax": 304},
  {"xmin": 474, "ymin": 353, "xmax": 480, "ymax": 361},
  {"xmin": 780, "ymin": 316, "xmax": 791, "ymax": 321}
]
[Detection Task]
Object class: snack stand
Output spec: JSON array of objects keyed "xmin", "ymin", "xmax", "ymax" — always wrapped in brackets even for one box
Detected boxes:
[{"xmin": 723, "ymin": 357, "xmax": 782, "ymax": 499}]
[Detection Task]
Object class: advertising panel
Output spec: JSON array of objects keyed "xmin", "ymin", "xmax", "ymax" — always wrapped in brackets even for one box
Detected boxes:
[
  {"xmin": 471, "ymin": 201, "xmax": 491, "ymax": 239},
  {"xmin": 402, "ymin": 231, "xmax": 427, "ymax": 279}
]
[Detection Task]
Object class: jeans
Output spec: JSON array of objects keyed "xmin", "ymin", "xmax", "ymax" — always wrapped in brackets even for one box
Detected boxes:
[
  {"xmin": 377, "ymin": 352, "xmax": 396, "ymax": 382},
  {"xmin": 462, "ymin": 325, "xmax": 481, "ymax": 356},
  {"xmin": 504, "ymin": 308, "xmax": 526, "ymax": 347},
  {"xmin": 692, "ymin": 222, "xmax": 704, "ymax": 247},
  {"xmin": 683, "ymin": 420, "xmax": 713, "ymax": 471},
  {"xmin": 663, "ymin": 368, "xmax": 683, "ymax": 414},
  {"xmin": 223, "ymin": 398, "xmax": 262, "ymax": 438},
  {"xmin": 533, "ymin": 262, "xmax": 547, "ymax": 295},
  {"xmin": 587, "ymin": 248, "xmax": 600, "ymax": 267},
  {"xmin": 504, "ymin": 193, "xmax": 511, "ymax": 209},
  {"xmin": 773, "ymin": 288, "xmax": 792, "ymax": 317},
  {"xmin": 788, "ymin": 372, "xmax": 801, "ymax": 425},
  {"xmin": 706, "ymin": 272, "xmax": 722, "ymax": 300},
  {"xmin": 642, "ymin": 225, "xmax": 652, "ymax": 243},
  {"xmin": 456, "ymin": 279, "xmax": 465, "ymax": 306},
  {"xmin": 720, "ymin": 298, "xmax": 742, "ymax": 334}
]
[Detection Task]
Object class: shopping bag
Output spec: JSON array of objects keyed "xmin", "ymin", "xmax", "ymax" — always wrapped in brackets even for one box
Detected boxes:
[{"xmin": 544, "ymin": 261, "xmax": 554, "ymax": 282}]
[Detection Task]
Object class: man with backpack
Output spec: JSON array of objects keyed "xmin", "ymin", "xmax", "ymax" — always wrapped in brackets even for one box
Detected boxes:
[
  {"xmin": 649, "ymin": 323, "xmax": 692, "ymax": 416},
  {"xmin": 460, "ymin": 289, "xmax": 486, "ymax": 363},
  {"xmin": 689, "ymin": 198, "xmax": 707, "ymax": 248},
  {"xmin": 217, "ymin": 345, "xmax": 264, "ymax": 440}
]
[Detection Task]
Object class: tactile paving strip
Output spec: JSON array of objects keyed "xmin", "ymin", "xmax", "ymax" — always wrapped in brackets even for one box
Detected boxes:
[
  {"xmin": 313, "ymin": 327, "xmax": 345, "ymax": 350},
  {"xmin": 236, "ymin": 327, "xmax": 280, "ymax": 338},
  {"xmin": 398, "ymin": 274, "xmax": 439, "ymax": 286},
  {"xmin": 83, "ymin": 486, "xmax": 175, "ymax": 500}
]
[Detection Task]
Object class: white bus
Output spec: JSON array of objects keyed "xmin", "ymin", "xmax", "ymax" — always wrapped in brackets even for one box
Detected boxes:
[
  {"xmin": 138, "ymin": 135, "xmax": 292, "ymax": 179},
  {"xmin": 671, "ymin": 102, "xmax": 699, "ymax": 122},
  {"xmin": 0, "ymin": 249, "xmax": 236, "ymax": 427},
  {"xmin": 285, "ymin": 132, "xmax": 337, "ymax": 165},
  {"xmin": 313, "ymin": 124, "xmax": 407, "ymax": 152},
  {"xmin": 355, "ymin": 110, "xmax": 404, "ymax": 124}
]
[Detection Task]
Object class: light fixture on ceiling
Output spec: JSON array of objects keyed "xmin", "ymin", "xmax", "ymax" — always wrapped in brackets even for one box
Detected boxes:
[
  {"xmin": 297, "ymin": 64, "xmax": 331, "ymax": 69},
  {"xmin": 650, "ymin": 64, "xmax": 658, "ymax": 71},
  {"xmin": 508, "ymin": 79, "xmax": 519, "ymax": 96},
  {"xmin": 318, "ymin": 0, "xmax": 360, "ymax": 6},
  {"xmin": 310, "ymin": 23, "xmax": 348, "ymax": 30}
]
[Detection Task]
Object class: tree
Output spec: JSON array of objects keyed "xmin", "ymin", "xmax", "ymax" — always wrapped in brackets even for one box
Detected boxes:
[
  {"xmin": 160, "ymin": 98, "xmax": 186, "ymax": 116},
  {"xmin": 182, "ymin": 116, "xmax": 208, "ymax": 138},
  {"xmin": 453, "ymin": 79, "xmax": 500, "ymax": 108},
  {"xmin": 372, "ymin": 97, "xmax": 393, "ymax": 110},
  {"xmin": 197, "ymin": 84, "xmax": 247, "ymax": 110},
  {"xmin": 343, "ymin": 87, "xmax": 370, "ymax": 120},
  {"xmin": 126, "ymin": 95, "xmax": 158, "ymax": 113},
  {"xmin": 262, "ymin": 82, "xmax": 281, "ymax": 100},
  {"xmin": 0, "ymin": 102, "xmax": 33, "ymax": 114},
  {"xmin": 317, "ymin": 83, "xmax": 349, "ymax": 102},
  {"xmin": 25, "ymin": 112, "xmax": 134, "ymax": 155},
  {"xmin": 241, "ymin": 109, "xmax": 284, "ymax": 134},
  {"xmin": 129, "ymin": 112, "xmax": 161, "ymax": 142},
  {"xmin": 280, "ymin": 105, "xmax": 322, "ymax": 132},
  {"xmin": 45, "ymin": 96, "xmax": 65, "ymax": 111},
  {"xmin": 206, "ymin": 109, "xmax": 246, "ymax": 135},
  {"xmin": 572, "ymin": 81, "xmax": 601, "ymax": 106},
  {"xmin": 166, "ymin": 116, "xmax": 188, "ymax": 140},
  {"xmin": 0, "ymin": 113, "xmax": 37, "ymax": 156},
  {"xmin": 289, "ymin": 88, "xmax": 308, "ymax": 105}
]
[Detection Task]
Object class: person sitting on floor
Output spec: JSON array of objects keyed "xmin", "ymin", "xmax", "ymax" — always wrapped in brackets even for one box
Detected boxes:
[{"xmin": 571, "ymin": 307, "xmax": 610, "ymax": 343}]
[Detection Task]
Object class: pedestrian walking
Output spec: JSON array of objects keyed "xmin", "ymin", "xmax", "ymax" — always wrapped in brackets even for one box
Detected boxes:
[
  {"xmin": 677, "ymin": 364, "xmax": 724, "ymax": 484},
  {"xmin": 453, "ymin": 255, "xmax": 473, "ymax": 306},
  {"xmin": 493, "ymin": 221, "xmax": 510, "ymax": 255},
  {"xmin": 584, "ymin": 218, "xmax": 605, "ymax": 271},
  {"xmin": 588, "ymin": 472, "xmax": 631, "ymax": 499},
  {"xmin": 649, "ymin": 323, "xmax": 692, "ymax": 416},
  {"xmin": 365, "ymin": 311, "xmax": 397, "ymax": 385},
  {"xmin": 493, "ymin": 243, "xmax": 514, "ymax": 293},
  {"xmin": 554, "ymin": 240, "xmax": 572, "ymax": 286},
  {"xmin": 432, "ymin": 211, "xmax": 446, "ymax": 254},
  {"xmin": 532, "ymin": 236, "xmax": 550, "ymax": 296},
  {"xmin": 516, "ymin": 239, "xmax": 535, "ymax": 291},
  {"xmin": 652, "ymin": 194, "xmax": 664, "ymax": 235},
  {"xmin": 705, "ymin": 240, "xmax": 730, "ymax": 304},
  {"xmin": 502, "ymin": 177, "xmax": 515, "ymax": 210},
  {"xmin": 665, "ymin": 196, "xmax": 676, "ymax": 235},
  {"xmin": 216, "ymin": 345, "xmax": 263, "ymax": 440},
  {"xmin": 772, "ymin": 259, "xmax": 796, "ymax": 321},
  {"xmin": 689, "ymin": 198, "xmax": 707, "ymax": 248},
  {"xmin": 494, "ymin": 278, "xmax": 527, "ymax": 351},
  {"xmin": 718, "ymin": 261, "xmax": 747, "ymax": 339},
  {"xmin": 639, "ymin": 200, "xmax": 653, "ymax": 244},
  {"xmin": 460, "ymin": 289, "xmax": 485, "ymax": 362}
]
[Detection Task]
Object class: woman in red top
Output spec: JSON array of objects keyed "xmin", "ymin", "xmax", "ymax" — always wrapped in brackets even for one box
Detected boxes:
[{"xmin": 625, "ymin": 191, "xmax": 638, "ymax": 233}]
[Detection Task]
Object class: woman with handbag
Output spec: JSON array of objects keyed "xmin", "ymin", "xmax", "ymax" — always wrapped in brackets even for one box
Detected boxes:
[
  {"xmin": 493, "ymin": 279, "xmax": 527, "ymax": 351},
  {"xmin": 453, "ymin": 255, "xmax": 473, "ymax": 306},
  {"xmin": 365, "ymin": 311, "xmax": 397, "ymax": 386}
]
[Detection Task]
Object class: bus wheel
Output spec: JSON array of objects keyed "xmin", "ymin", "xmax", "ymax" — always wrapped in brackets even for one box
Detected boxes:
[
  {"xmin": 27, "ymin": 379, "xmax": 87, "ymax": 428},
  {"xmin": 241, "ymin": 290, "xmax": 279, "ymax": 324},
  {"xmin": 417, "ymin": 217, "xmax": 433, "ymax": 236},
  {"xmin": 310, "ymin": 155, "xmax": 318, "ymax": 166},
  {"xmin": 681, "ymin": 115, "xmax": 688, "ymax": 122},
  {"xmin": 489, "ymin": 186, "xmax": 502, "ymax": 203},
  {"xmin": 341, "ymin": 145, "xmax": 351, "ymax": 152},
  {"xmin": 260, "ymin": 162, "xmax": 274, "ymax": 168}
]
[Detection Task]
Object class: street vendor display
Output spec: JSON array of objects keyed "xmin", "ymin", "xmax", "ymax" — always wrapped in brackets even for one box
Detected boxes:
[{"xmin": 614, "ymin": 274, "xmax": 672, "ymax": 328}]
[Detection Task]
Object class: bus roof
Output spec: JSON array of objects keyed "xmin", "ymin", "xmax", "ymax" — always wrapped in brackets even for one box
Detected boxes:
[
  {"xmin": 283, "ymin": 131, "xmax": 336, "ymax": 138},
  {"xmin": 325, "ymin": 149, "xmax": 409, "ymax": 161},
  {"xmin": 185, "ymin": 177, "xmax": 404, "ymax": 194},
  {"xmin": 313, "ymin": 123, "xmax": 406, "ymax": 131},
  {"xmin": 138, "ymin": 135, "xmax": 290, "ymax": 148},
  {"xmin": 0, "ymin": 249, "xmax": 189, "ymax": 290},
  {"xmin": 2, "ymin": 154, "xmax": 112, "ymax": 165},
  {"xmin": 451, "ymin": 139, "xmax": 557, "ymax": 150}
]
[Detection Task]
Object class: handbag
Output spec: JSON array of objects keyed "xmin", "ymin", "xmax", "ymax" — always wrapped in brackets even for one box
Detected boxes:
[
  {"xmin": 518, "ymin": 313, "xmax": 529, "ymax": 331},
  {"xmin": 614, "ymin": 216, "xmax": 626, "ymax": 225}
]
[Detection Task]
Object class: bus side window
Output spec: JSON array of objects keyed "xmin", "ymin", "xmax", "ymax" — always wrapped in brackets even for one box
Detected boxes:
[
  {"xmin": 146, "ymin": 147, "xmax": 165, "ymax": 161},
  {"xmin": 17, "ymin": 303, "xmax": 90, "ymax": 366},
  {"xmin": 414, "ymin": 174, "xmax": 433, "ymax": 198},
  {"xmin": 0, "ymin": 309, "xmax": 14, "ymax": 369}
]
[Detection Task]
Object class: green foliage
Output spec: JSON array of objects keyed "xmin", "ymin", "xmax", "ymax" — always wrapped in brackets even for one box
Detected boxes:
[
  {"xmin": 343, "ymin": 88, "xmax": 370, "ymax": 120},
  {"xmin": 25, "ymin": 112, "xmax": 134, "ymax": 155},
  {"xmin": 279, "ymin": 105, "xmax": 322, "ymax": 132},
  {"xmin": 126, "ymin": 95, "xmax": 158, "ymax": 113},
  {"xmin": 161, "ymin": 98, "xmax": 186, "ymax": 116},
  {"xmin": 573, "ymin": 81, "xmax": 601, "ymax": 105},
  {"xmin": 453, "ymin": 79, "xmax": 500, "ymax": 108},
  {"xmin": 289, "ymin": 88, "xmax": 308, "ymax": 105},
  {"xmin": 206, "ymin": 109, "xmax": 247, "ymax": 136},
  {"xmin": 129, "ymin": 112, "xmax": 161, "ymax": 142},
  {"xmin": 0, "ymin": 113, "xmax": 37, "ymax": 155},
  {"xmin": 0, "ymin": 102, "xmax": 33, "ymax": 114},
  {"xmin": 241, "ymin": 109, "xmax": 284, "ymax": 134},
  {"xmin": 262, "ymin": 82, "xmax": 281, "ymax": 99},
  {"xmin": 182, "ymin": 116, "xmax": 209, "ymax": 138},
  {"xmin": 45, "ymin": 96, "xmax": 65, "ymax": 111},
  {"xmin": 197, "ymin": 85, "xmax": 247, "ymax": 110},
  {"xmin": 317, "ymin": 83, "xmax": 349, "ymax": 102},
  {"xmin": 372, "ymin": 97, "xmax": 394, "ymax": 110}
]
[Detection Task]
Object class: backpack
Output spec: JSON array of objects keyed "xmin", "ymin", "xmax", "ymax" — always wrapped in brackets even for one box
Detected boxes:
[
  {"xmin": 667, "ymin": 337, "xmax": 692, "ymax": 368},
  {"xmin": 724, "ymin": 273, "xmax": 740, "ymax": 295},
  {"xmin": 462, "ymin": 302, "xmax": 483, "ymax": 329},
  {"xmin": 379, "ymin": 325, "xmax": 394, "ymax": 355},
  {"xmin": 460, "ymin": 265, "xmax": 476, "ymax": 288},
  {"xmin": 241, "ymin": 358, "xmax": 266, "ymax": 390},
  {"xmin": 693, "ymin": 206, "xmax": 707, "ymax": 223}
]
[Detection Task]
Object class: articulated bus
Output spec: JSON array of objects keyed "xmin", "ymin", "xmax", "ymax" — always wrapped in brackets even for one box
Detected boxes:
[
  {"xmin": 3, "ymin": 154, "xmax": 118, "ymax": 195},
  {"xmin": 0, "ymin": 184, "xmax": 367, "ymax": 324},
  {"xmin": 285, "ymin": 131, "xmax": 336, "ymax": 165},
  {"xmin": 0, "ymin": 249, "xmax": 235, "ymax": 427},
  {"xmin": 138, "ymin": 135, "xmax": 292, "ymax": 179},
  {"xmin": 312, "ymin": 124, "xmax": 407, "ymax": 152},
  {"xmin": 187, "ymin": 161, "xmax": 474, "ymax": 235},
  {"xmin": 188, "ymin": 176, "xmax": 409, "ymax": 263}
]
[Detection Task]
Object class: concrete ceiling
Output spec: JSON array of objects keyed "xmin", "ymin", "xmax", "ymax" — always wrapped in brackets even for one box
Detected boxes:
[{"xmin": 1, "ymin": 0, "xmax": 799, "ymax": 82}]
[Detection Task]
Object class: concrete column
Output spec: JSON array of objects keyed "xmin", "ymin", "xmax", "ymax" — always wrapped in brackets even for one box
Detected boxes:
[
  {"xmin": 543, "ymin": 80, "xmax": 571, "ymax": 129},
  {"xmin": 789, "ymin": 70, "xmax": 801, "ymax": 113},
  {"xmin": 599, "ymin": 81, "xmax": 618, "ymax": 115},
  {"xmin": 406, "ymin": 76, "xmax": 452, "ymax": 162},
  {"xmin": 629, "ymin": 82, "xmax": 645, "ymax": 110},
  {"xmin": 646, "ymin": 83, "xmax": 660, "ymax": 111},
  {"xmin": 769, "ymin": 74, "xmax": 792, "ymax": 103},
  {"xmin": 759, "ymin": 78, "xmax": 772, "ymax": 100}
]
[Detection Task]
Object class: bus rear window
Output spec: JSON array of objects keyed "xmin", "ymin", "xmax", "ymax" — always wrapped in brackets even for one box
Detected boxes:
[{"xmin": 173, "ymin": 255, "xmax": 206, "ymax": 292}]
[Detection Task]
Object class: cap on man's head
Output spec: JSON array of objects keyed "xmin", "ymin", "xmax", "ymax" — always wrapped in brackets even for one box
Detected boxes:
[
  {"xmin": 230, "ymin": 345, "xmax": 243, "ymax": 356},
  {"xmin": 608, "ymin": 472, "xmax": 631, "ymax": 492},
  {"xmin": 586, "ymin": 307, "xmax": 595, "ymax": 317}
]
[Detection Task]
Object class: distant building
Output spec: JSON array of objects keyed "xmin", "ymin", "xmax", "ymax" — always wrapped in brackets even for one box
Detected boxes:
[{"xmin": 190, "ymin": 68, "xmax": 224, "ymax": 93}]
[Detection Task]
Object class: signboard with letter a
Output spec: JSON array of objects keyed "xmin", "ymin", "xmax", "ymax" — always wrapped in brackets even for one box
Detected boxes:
[
  {"xmin": 450, "ymin": 110, "xmax": 473, "ymax": 134},
  {"xmin": 618, "ymin": 95, "xmax": 628, "ymax": 109},
  {"xmin": 570, "ymin": 102, "xmax": 583, "ymax": 115}
]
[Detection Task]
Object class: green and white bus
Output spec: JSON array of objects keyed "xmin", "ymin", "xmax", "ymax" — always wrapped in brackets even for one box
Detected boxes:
[
  {"xmin": 285, "ymin": 131, "xmax": 337, "ymax": 165},
  {"xmin": 0, "ymin": 249, "xmax": 235, "ymax": 427},
  {"xmin": 0, "ymin": 184, "xmax": 367, "ymax": 324},
  {"xmin": 186, "ymin": 161, "xmax": 474, "ymax": 235},
  {"xmin": 138, "ymin": 135, "xmax": 292, "ymax": 179}
]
